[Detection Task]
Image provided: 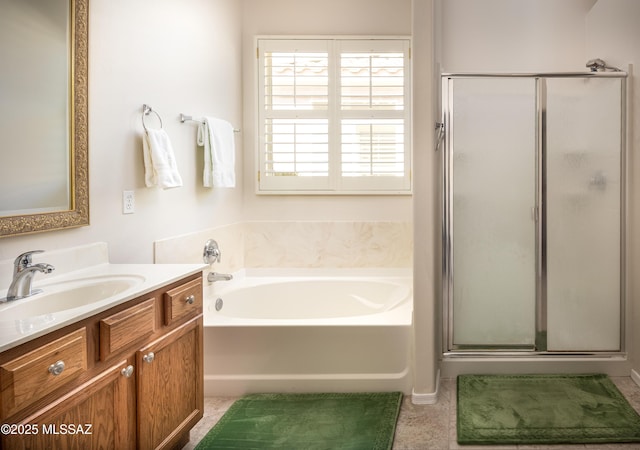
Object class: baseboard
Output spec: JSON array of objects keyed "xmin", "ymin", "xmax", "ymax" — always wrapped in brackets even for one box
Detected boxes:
[
  {"xmin": 630, "ymin": 369, "xmax": 640, "ymax": 387},
  {"xmin": 204, "ymin": 372, "xmax": 412, "ymax": 397},
  {"xmin": 411, "ymin": 370, "xmax": 440, "ymax": 405}
]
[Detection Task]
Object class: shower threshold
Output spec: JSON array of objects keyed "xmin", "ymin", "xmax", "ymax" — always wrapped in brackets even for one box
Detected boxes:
[
  {"xmin": 441, "ymin": 350, "xmax": 631, "ymax": 379},
  {"xmin": 443, "ymin": 350, "xmax": 626, "ymax": 358},
  {"xmin": 446, "ymin": 332, "xmax": 624, "ymax": 357}
]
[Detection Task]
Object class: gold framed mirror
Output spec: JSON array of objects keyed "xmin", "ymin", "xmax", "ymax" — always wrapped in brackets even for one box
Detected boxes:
[{"xmin": 0, "ymin": 0, "xmax": 89, "ymax": 237}]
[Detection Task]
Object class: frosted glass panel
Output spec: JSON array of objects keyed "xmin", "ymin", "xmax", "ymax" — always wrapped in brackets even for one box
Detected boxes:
[
  {"xmin": 546, "ymin": 78, "xmax": 622, "ymax": 351},
  {"xmin": 451, "ymin": 78, "xmax": 537, "ymax": 347}
]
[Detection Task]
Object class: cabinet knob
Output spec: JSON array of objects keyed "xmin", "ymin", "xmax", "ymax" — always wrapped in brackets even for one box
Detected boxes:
[
  {"xmin": 48, "ymin": 360, "xmax": 65, "ymax": 376},
  {"xmin": 185, "ymin": 294, "xmax": 195, "ymax": 305},
  {"xmin": 121, "ymin": 365, "xmax": 134, "ymax": 378},
  {"xmin": 143, "ymin": 352, "xmax": 155, "ymax": 364}
]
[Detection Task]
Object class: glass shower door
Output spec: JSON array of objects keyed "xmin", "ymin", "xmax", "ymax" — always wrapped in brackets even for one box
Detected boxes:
[
  {"xmin": 545, "ymin": 77, "xmax": 623, "ymax": 351},
  {"xmin": 447, "ymin": 77, "xmax": 537, "ymax": 348}
]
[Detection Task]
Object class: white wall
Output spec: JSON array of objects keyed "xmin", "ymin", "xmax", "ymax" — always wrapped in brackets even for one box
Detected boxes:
[
  {"xmin": 240, "ymin": 0, "xmax": 413, "ymax": 222},
  {"xmin": 440, "ymin": 0, "xmax": 597, "ymax": 73},
  {"xmin": 1, "ymin": 0, "xmax": 412, "ymax": 265},
  {"xmin": 0, "ymin": 0, "xmax": 243, "ymax": 263},
  {"xmin": 411, "ymin": 0, "xmax": 438, "ymax": 400},
  {"xmin": 585, "ymin": 0, "xmax": 640, "ymax": 375}
]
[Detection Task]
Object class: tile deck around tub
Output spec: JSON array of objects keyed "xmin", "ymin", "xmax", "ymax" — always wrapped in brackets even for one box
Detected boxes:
[{"xmin": 182, "ymin": 377, "xmax": 640, "ymax": 450}]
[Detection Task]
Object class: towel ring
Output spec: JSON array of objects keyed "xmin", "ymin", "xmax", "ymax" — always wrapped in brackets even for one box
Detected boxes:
[{"xmin": 142, "ymin": 104, "xmax": 163, "ymax": 131}]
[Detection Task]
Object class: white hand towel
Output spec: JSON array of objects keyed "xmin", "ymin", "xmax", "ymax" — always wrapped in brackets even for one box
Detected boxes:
[
  {"xmin": 197, "ymin": 117, "xmax": 236, "ymax": 188},
  {"xmin": 142, "ymin": 129, "xmax": 183, "ymax": 189}
]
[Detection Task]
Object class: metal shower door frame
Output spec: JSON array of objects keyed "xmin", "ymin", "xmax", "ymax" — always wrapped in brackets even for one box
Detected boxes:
[{"xmin": 441, "ymin": 71, "xmax": 628, "ymax": 356}]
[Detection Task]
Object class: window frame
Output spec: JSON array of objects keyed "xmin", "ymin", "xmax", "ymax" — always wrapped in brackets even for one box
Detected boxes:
[{"xmin": 255, "ymin": 36, "xmax": 412, "ymax": 195}]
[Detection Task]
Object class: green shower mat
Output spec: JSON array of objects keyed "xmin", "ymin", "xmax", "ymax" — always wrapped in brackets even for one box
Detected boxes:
[
  {"xmin": 457, "ymin": 374, "xmax": 640, "ymax": 445},
  {"xmin": 194, "ymin": 392, "xmax": 403, "ymax": 449}
]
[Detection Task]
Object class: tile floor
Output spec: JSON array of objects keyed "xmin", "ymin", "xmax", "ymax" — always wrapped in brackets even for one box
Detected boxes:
[{"xmin": 183, "ymin": 377, "xmax": 640, "ymax": 450}]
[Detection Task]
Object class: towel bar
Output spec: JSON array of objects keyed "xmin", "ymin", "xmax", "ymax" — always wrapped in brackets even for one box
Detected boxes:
[
  {"xmin": 142, "ymin": 104, "xmax": 164, "ymax": 131},
  {"xmin": 179, "ymin": 113, "xmax": 240, "ymax": 132}
]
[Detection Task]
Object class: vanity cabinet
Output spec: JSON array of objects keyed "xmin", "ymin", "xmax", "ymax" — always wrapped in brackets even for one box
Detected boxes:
[
  {"xmin": 0, "ymin": 272, "xmax": 203, "ymax": 450},
  {"xmin": 137, "ymin": 318, "xmax": 202, "ymax": 449},
  {"xmin": 2, "ymin": 359, "xmax": 135, "ymax": 450}
]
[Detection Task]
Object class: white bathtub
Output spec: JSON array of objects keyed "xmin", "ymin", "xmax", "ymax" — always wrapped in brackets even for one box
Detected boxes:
[{"xmin": 202, "ymin": 269, "xmax": 413, "ymax": 395}]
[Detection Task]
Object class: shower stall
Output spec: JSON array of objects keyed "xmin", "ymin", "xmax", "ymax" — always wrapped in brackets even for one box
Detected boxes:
[{"xmin": 441, "ymin": 71, "xmax": 627, "ymax": 355}]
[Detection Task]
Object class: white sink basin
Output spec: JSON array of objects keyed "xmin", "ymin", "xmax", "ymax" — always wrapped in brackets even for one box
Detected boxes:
[{"xmin": 0, "ymin": 275, "xmax": 146, "ymax": 321}]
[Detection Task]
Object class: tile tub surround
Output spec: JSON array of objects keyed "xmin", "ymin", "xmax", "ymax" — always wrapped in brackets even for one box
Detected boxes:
[
  {"xmin": 154, "ymin": 221, "xmax": 413, "ymax": 268},
  {"xmin": 183, "ymin": 377, "xmax": 640, "ymax": 450},
  {"xmin": 154, "ymin": 223, "xmax": 245, "ymax": 272},
  {"xmin": 244, "ymin": 221, "xmax": 413, "ymax": 268}
]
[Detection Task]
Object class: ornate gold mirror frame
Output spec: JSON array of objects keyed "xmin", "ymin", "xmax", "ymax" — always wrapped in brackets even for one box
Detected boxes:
[{"xmin": 0, "ymin": 0, "xmax": 89, "ymax": 237}]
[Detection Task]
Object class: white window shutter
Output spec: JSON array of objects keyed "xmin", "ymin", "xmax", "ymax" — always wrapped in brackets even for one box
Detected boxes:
[{"xmin": 258, "ymin": 38, "xmax": 411, "ymax": 194}]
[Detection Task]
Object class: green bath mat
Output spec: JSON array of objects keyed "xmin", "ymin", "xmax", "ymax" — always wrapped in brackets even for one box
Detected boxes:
[
  {"xmin": 194, "ymin": 392, "xmax": 403, "ymax": 449},
  {"xmin": 457, "ymin": 374, "xmax": 640, "ymax": 445}
]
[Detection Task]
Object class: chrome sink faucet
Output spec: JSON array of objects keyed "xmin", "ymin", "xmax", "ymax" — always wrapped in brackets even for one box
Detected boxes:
[
  {"xmin": 4, "ymin": 250, "xmax": 55, "ymax": 301},
  {"xmin": 203, "ymin": 239, "xmax": 233, "ymax": 283}
]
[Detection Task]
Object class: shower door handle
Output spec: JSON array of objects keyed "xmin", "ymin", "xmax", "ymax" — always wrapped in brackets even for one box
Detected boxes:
[{"xmin": 531, "ymin": 206, "xmax": 539, "ymax": 222}]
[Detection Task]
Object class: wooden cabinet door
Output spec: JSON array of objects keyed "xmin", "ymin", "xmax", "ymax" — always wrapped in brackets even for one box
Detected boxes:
[
  {"xmin": 136, "ymin": 316, "xmax": 203, "ymax": 450},
  {"xmin": 2, "ymin": 360, "xmax": 135, "ymax": 450}
]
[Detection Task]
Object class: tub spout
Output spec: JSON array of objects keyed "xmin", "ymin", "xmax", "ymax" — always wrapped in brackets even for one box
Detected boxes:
[{"xmin": 208, "ymin": 272, "xmax": 233, "ymax": 282}]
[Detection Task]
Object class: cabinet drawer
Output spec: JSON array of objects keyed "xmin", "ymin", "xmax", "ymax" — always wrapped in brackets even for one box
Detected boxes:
[
  {"xmin": 1, "ymin": 328, "xmax": 87, "ymax": 418},
  {"xmin": 164, "ymin": 278, "xmax": 202, "ymax": 325},
  {"xmin": 100, "ymin": 298, "xmax": 156, "ymax": 360},
  {"xmin": 2, "ymin": 360, "xmax": 133, "ymax": 450}
]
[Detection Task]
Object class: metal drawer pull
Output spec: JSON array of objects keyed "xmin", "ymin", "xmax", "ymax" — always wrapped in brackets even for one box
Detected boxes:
[
  {"xmin": 185, "ymin": 294, "xmax": 195, "ymax": 305},
  {"xmin": 121, "ymin": 365, "xmax": 134, "ymax": 378},
  {"xmin": 143, "ymin": 352, "xmax": 155, "ymax": 364},
  {"xmin": 48, "ymin": 360, "xmax": 65, "ymax": 376}
]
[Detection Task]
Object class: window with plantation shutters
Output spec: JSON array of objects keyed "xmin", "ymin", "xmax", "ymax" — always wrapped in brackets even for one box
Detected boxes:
[{"xmin": 257, "ymin": 38, "xmax": 411, "ymax": 194}]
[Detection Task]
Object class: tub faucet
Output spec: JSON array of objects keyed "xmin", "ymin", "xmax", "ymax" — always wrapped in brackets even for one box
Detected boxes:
[
  {"xmin": 203, "ymin": 239, "xmax": 221, "ymax": 264},
  {"xmin": 4, "ymin": 250, "xmax": 55, "ymax": 302},
  {"xmin": 208, "ymin": 272, "xmax": 233, "ymax": 283},
  {"xmin": 203, "ymin": 239, "xmax": 233, "ymax": 282}
]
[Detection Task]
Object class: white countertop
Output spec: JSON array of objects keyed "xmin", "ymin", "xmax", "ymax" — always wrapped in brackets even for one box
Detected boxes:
[{"xmin": 0, "ymin": 262, "xmax": 206, "ymax": 353}]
